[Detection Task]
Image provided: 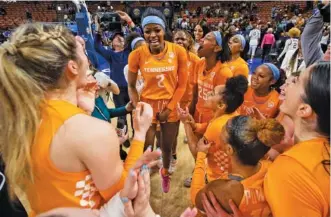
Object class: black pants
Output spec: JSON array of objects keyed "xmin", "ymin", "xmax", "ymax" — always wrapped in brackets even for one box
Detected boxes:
[
  {"xmin": 262, "ymin": 44, "xmax": 272, "ymax": 62},
  {"xmin": 321, "ymin": 44, "xmax": 328, "ymax": 53},
  {"xmin": 113, "ymin": 86, "xmax": 132, "ymax": 132}
]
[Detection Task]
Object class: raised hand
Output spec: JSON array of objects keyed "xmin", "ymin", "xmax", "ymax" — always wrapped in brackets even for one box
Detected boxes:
[{"xmin": 133, "ymin": 102, "xmax": 153, "ymax": 141}]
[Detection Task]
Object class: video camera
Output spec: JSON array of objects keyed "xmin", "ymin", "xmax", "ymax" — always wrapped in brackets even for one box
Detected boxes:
[{"xmin": 98, "ymin": 12, "xmax": 122, "ymax": 32}]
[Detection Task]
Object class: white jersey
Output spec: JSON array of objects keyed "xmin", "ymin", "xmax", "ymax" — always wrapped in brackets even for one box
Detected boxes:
[
  {"xmin": 249, "ymin": 29, "xmax": 261, "ymax": 46},
  {"xmin": 287, "ymin": 38, "xmax": 299, "ymax": 51}
]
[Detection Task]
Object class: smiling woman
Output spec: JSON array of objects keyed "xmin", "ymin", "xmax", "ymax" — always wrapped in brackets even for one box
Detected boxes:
[
  {"xmin": 264, "ymin": 61, "xmax": 330, "ymax": 217},
  {"xmin": 128, "ymin": 7, "xmax": 189, "ymax": 193},
  {"xmin": 240, "ymin": 63, "xmax": 284, "ymax": 119}
]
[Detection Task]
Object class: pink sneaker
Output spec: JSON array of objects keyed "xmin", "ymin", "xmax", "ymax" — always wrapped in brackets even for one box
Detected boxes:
[{"xmin": 159, "ymin": 168, "xmax": 171, "ymax": 193}]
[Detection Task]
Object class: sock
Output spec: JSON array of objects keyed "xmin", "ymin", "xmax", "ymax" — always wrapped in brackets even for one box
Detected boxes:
[{"xmin": 161, "ymin": 168, "xmax": 169, "ymax": 176}]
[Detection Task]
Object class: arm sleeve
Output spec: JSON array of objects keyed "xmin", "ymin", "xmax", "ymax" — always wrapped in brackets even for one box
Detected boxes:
[
  {"xmin": 278, "ymin": 39, "xmax": 290, "ymax": 59},
  {"xmin": 191, "ymin": 152, "xmax": 207, "ymax": 205},
  {"xmin": 99, "ymin": 139, "xmax": 144, "ymax": 200},
  {"xmin": 109, "ymin": 106, "xmax": 129, "ymax": 119},
  {"xmin": 94, "ymin": 34, "xmax": 115, "ymax": 63},
  {"xmin": 264, "ymin": 156, "xmax": 327, "ymax": 217},
  {"xmin": 167, "ymin": 46, "xmax": 189, "ymax": 111},
  {"xmin": 128, "ymin": 49, "xmax": 140, "ymax": 73},
  {"xmin": 301, "ymin": 10, "xmax": 324, "ymax": 67}
]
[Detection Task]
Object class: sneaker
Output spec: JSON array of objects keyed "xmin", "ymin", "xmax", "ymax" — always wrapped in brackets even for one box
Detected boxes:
[
  {"xmin": 160, "ymin": 168, "xmax": 171, "ymax": 193},
  {"xmin": 168, "ymin": 158, "xmax": 178, "ymax": 174},
  {"xmin": 183, "ymin": 176, "xmax": 192, "ymax": 188},
  {"xmin": 157, "ymin": 157, "xmax": 163, "ymax": 169}
]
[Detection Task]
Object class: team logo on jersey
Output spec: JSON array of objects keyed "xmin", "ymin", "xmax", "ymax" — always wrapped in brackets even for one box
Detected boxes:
[
  {"xmin": 169, "ymin": 52, "xmax": 175, "ymax": 59},
  {"xmin": 267, "ymin": 101, "xmax": 275, "ymax": 108}
]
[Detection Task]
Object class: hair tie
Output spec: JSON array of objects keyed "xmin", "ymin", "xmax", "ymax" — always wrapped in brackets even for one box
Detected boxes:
[
  {"xmin": 1, "ymin": 41, "xmax": 17, "ymax": 55},
  {"xmin": 142, "ymin": 16, "xmax": 166, "ymax": 29}
]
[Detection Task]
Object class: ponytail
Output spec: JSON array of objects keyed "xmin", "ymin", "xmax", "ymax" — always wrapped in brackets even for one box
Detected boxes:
[{"xmin": 0, "ymin": 23, "xmax": 77, "ymax": 198}]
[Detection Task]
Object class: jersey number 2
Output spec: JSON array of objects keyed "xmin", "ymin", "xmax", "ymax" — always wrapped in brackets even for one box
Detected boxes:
[{"xmin": 156, "ymin": 74, "xmax": 165, "ymax": 88}]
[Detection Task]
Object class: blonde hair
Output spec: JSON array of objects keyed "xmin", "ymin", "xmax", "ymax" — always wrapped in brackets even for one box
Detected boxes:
[
  {"xmin": 0, "ymin": 23, "xmax": 78, "ymax": 198},
  {"xmin": 267, "ymin": 28, "xmax": 273, "ymax": 33},
  {"xmin": 288, "ymin": 27, "xmax": 301, "ymax": 38}
]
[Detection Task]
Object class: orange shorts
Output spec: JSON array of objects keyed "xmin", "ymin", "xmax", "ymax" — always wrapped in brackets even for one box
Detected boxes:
[
  {"xmin": 141, "ymin": 98, "xmax": 178, "ymax": 123},
  {"xmin": 194, "ymin": 109, "xmax": 213, "ymax": 124}
]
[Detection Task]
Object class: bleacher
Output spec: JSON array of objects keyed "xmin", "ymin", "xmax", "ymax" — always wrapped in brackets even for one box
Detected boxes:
[
  {"xmin": 0, "ymin": 1, "xmax": 57, "ymax": 28},
  {"xmin": 0, "ymin": 1, "xmax": 309, "ymax": 29}
]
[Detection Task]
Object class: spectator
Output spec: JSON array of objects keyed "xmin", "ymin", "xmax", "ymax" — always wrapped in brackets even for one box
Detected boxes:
[
  {"xmin": 25, "ymin": 9, "xmax": 32, "ymax": 22},
  {"xmin": 261, "ymin": 28, "xmax": 276, "ymax": 62}
]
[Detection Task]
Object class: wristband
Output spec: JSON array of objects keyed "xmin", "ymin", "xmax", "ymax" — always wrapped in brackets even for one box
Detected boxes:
[{"xmin": 127, "ymin": 20, "xmax": 133, "ymax": 25}]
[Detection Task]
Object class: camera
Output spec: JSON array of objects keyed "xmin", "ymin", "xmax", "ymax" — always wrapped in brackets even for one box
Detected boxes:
[{"xmin": 98, "ymin": 12, "xmax": 122, "ymax": 32}]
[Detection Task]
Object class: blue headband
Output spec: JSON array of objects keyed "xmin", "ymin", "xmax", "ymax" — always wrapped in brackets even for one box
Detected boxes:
[
  {"xmin": 131, "ymin": 37, "xmax": 144, "ymax": 50},
  {"xmin": 142, "ymin": 16, "xmax": 166, "ymax": 29},
  {"xmin": 263, "ymin": 63, "xmax": 280, "ymax": 81},
  {"xmin": 235, "ymin": 34, "xmax": 246, "ymax": 50},
  {"xmin": 212, "ymin": 31, "xmax": 223, "ymax": 47}
]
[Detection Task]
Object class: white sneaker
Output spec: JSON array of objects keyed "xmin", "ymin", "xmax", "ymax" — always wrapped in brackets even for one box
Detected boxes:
[{"xmin": 168, "ymin": 158, "xmax": 177, "ymax": 174}]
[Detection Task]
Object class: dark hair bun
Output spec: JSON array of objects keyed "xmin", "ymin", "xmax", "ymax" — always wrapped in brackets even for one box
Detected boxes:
[{"xmin": 226, "ymin": 75, "xmax": 248, "ymax": 95}]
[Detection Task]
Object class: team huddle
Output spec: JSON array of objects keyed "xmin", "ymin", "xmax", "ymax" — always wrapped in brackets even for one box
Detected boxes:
[{"xmin": 0, "ymin": 3, "xmax": 330, "ymax": 217}]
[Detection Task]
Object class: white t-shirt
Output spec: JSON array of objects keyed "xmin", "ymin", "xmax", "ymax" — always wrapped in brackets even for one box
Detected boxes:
[
  {"xmin": 249, "ymin": 29, "xmax": 261, "ymax": 46},
  {"xmin": 123, "ymin": 64, "xmax": 144, "ymax": 94}
]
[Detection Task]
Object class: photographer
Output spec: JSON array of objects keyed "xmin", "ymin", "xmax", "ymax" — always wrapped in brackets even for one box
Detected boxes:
[{"xmin": 94, "ymin": 10, "xmax": 141, "ymax": 146}]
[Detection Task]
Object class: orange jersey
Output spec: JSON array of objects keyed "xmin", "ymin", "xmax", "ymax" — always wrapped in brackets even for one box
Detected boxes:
[
  {"xmin": 228, "ymin": 57, "xmax": 249, "ymax": 78},
  {"xmin": 128, "ymin": 41, "xmax": 188, "ymax": 110},
  {"xmin": 26, "ymin": 100, "xmax": 145, "ymax": 216},
  {"xmin": 26, "ymin": 100, "xmax": 103, "ymax": 216},
  {"xmin": 240, "ymin": 87, "xmax": 280, "ymax": 118},
  {"xmin": 195, "ymin": 59, "xmax": 233, "ymax": 122},
  {"xmin": 264, "ymin": 138, "xmax": 330, "ymax": 217},
  {"xmin": 180, "ymin": 52, "xmax": 200, "ymax": 107},
  {"xmin": 238, "ymin": 160, "xmax": 272, "ymax": 217},
  {"xmin": 192, "ymin": 155, "xmax": 271, "ymax": 217},
  {"xmin": 204, "ymin": 112, "xmax": 239, "ymax": 181}
]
